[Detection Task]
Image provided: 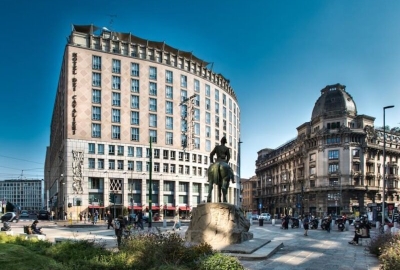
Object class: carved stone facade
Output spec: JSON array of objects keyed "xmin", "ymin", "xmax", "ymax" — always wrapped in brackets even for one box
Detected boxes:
[{"xmin": 255, "ymin": 84, "xmax": 400, "ymax": 219}]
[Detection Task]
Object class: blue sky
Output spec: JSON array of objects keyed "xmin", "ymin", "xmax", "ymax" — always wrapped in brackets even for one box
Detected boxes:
[{"xmin": 0, "ymin": 0, "xmax": 399, "ymax": 180}]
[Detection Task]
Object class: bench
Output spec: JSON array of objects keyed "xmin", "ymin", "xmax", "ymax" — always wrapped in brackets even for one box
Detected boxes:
[
  {"xmin": 0, "ymin": 231, "xmax": 14, "ymax": 236},
  {"xmin": 27, "ymin": 234, "xmax": 46, "ymax": 240}
]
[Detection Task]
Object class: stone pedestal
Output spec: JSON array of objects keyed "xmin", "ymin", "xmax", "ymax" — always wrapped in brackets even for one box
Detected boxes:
[{"xmin": 185, "ymin": 203, "xmax": 253, "ymax": 249}]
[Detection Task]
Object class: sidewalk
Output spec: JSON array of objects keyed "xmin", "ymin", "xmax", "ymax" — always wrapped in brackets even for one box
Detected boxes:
[{"xmin": 239, "ymin": 223, "xmax": 380, "ymax": 270}]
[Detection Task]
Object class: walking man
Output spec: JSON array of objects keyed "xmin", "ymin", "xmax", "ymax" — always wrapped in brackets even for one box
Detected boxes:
[
  {"xmin": 303, "ymin": 214, "xmax": 310, "ymax": 236},
  {"xmin": 107, "ymin": 210, "xmax": 114, "ymax": 229}
]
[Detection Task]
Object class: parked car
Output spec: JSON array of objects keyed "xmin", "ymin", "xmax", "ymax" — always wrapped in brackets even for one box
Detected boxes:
[
  {"xmin": 37, "ymin": 210, "xmax": 49, "ymax": 220},
  {"xmin": 251, "ymin": 214, "xmax": 259, "ymax": 220},
  {"xmin": 259, "ymin": 213, "xmax": 271, "ymax": 220},
  {"xmin": 20, "ymin": 210, "xmax": 30, "ymax": 218},
  {"xmin": 1, "ymin": 212, "xmax": 18, "ymax": 223}
]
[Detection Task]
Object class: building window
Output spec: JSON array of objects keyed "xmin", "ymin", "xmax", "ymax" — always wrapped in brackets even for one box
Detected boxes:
[
  {"xmin": 117, "ymin": 145, "xmax": 124, "ymax": 156},
  {"xmin": 166, "ymin": 132, "xmax": 173, "ymax": 145},
  {"xmin": 88, "ymin": 158, "xmax": 95, "ymax": 169},
  {"xmin": 328, "ymin": 150, "xmax": 339, "ymax": 160},
  {"xmin": 215, "ymin": 89, "xmax": 219, "ymax": 101},
  {"xmin": 92, "ymin": 72, "xmax": 101, "ymax": 87},
  {"xmin": 194, "ymin": 137, "xmax": 200, "ymax": 149},
  {"xmin": 194, "ymin": 79, "xmax": 200, "ymax": 92},
  {"xmin": 149, "ymin": 66, "xmax": 157, "ymax": 80},
  {"xmin": 180, "ymin": 89, "xmax": 187, "ymax": 102},
  {"xmin": 112, "ymin": 76, "xmax": 121, "ymax": 89},
  {"xmin": 194, "ymin": 108, "xmax": 200, "ymax": 121},
  {"xmin": 109, "ymin": 145, "xmax": 115, "ymax": 155},
  {"xmin": 128, "ymin": 146, "xmax": 134, "ymax": 157},
  {"xmin": 149, "ymin": 82, "xmax": 157, "ymax": 96},
  {"xmin": 309, "ymin": 153, "xmax": 316, "ymax": 162},
  {"xmin": 215, "ymin": 102, "xmax": 219, "ymax": 114},
  {"xmin": 206, "ymin": 140, "xmax": 211, "ymax": 152},
  {"xmin": 326, "ymin": 137, "xmax": 341, "ymax": 144},
  {"xmin": 112, "ymin": 92, "xmax": 121, "ymax": 106},
  {"xmin": 222, "ymin": 94, "xmax": 226, "ymax": 105},
  {"xmin": 149, "ymin": 98, "xmax": 157, "ymax": 111},
  {"xmin": 98, "ymin": 144, "xmax": 104, "ymax": 154},
  {"xmin": 166, "ymin": 70, "xmax": 173, "ymax": 83},
  {"xmin": 112, "ymin": 59, "xmax": 121, "ymax": 73},
  {"xmin": 136, "ymin": 147, "xmax": 142, "ymax": 157},
  {"xmin": 98, "ymin": 159, "xmax": 104, "ymax": 169},
  {"xmin": 149, "ymin": 114, "xmax": 157, "ymax": 127},
  {"xmin": 166, "ymin": 85, "xmax": 173, "ymax": 99},
  {"xmin": 131, "ymin": 79, "xmax": 139, "ymax": 93},
  {"xmin": 170, "ymin": 164, "xmax": 176, "ymax": 173},
  {"xmin": 131, "ymin": 128, "xmax": 139, "ymax": 141},
  {"xmin": 329, "ymin": 178, "xmax": 339, "ymax": 186},
  {"xmin": 92, "ymin": 56, "xmax": 101, "ymax": 70},
  {"xmin": 131, "ymin": 95, "xmax": 139, "ymax": 109},
  {"xmin": 111, "ymin": 126, "xmax": 121, "ymax": 139},
  {"xmin": 353, "ymin": 149, "xmax": 360, "ymax": 157},
  {"xmin": 109, "ymin": 160, "xmax": 115, "ymax": 170},
  {"xmin": 205, "ymin": 84, "xmax": 210, "ymax": 96},
  {"xmin": 150, "ymin": 130, "xmax": 157, "ymax": 143},
  {"xmin": 117, "ymin": 160, "xmax": 124, "ymax": 170},
  {"xmin": 181, "ymin": 75, "xmax": 187, "ymax": 88},
  {"xmin": 194, "ymin": 123, "xmax": 200, "ymax": 135},
  {"xmin": 92, "ymin": 89, "xmax": 101, "ymax": 104},
  {"xmin": 92, "ymin": 123, "xmax": 101, "ymax": 138},
  {"xmin": 170, "ymin": 151, "xmax": 176, "ymax": 160},
  {"xmin": 112, "ymin": 109, "xmax": 120, "ymax": 123},
  {"xmin": 205, "ymin": 98, "xmax": 210, "ymax": 110},
  {"xmin": 166, "ymin": 116, "xmax": 173, "ymax": 130},
  {"xmin": 166, "ymin": 101, "xmax": 173, "ymax": 114},
  {"xmin": 131, "ymin": 63, "xmax": 139, "ymax": 76},
  {"xmin": 92, "ymin": 106, "xmax": 101, "ymax": 121},
  {"xmin": 206, "ymin": 126, "xmax": 211, "ymax": 138},
  {"xmin": 136, "ymin": 161, "xmax": 143, "ymax": 172},
  {"xmin": 131, "ymin": 111, "xmax": 139, "ymax": 125},
  {"xmin": 205, "ymin": 112, "xmax": 211, "ymax": 125},
  {"xmin": 309, "ymin": 167, "xmax": 316, "ymax": 175},
  {"xmin": 327, "ymin": 122, "xmax": 340, "ymax": 129},
  {"xmin": 163, "ymin": 150, "xmax": 169, "ymax": 159},
  {"xmin": 223, "ymin": 107, "xmax": 226, "ymax": 119},
  {"xmin": 328, "ymin": 163, "xmax": 339, "ymax": 173},
  {"xmin": 128, "ymin": 160, "xmax": 134, "ymax": 171},
  {"xmin": 88, "ymin": 143, "xmax": 95, "ymax": 154}
]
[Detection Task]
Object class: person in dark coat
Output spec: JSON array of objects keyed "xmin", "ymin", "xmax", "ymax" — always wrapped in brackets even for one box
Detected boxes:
[
  {"xmin": 107, "ymin": 210, "xmax": 114, "ymax": 229},
  {"xmin": 115, "ymin": 215, "xmax": 126, "ymax": 249}
]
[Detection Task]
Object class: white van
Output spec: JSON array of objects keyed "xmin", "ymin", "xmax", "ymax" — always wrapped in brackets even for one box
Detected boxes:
[{"xmin": 259, "ymin": 213, "xmax": 271, "ymax": 220}]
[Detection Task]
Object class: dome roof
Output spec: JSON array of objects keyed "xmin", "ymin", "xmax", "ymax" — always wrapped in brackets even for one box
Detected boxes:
[{"xmin": 311, "ymin": 83, "xmax": 357, "ymax": 121}]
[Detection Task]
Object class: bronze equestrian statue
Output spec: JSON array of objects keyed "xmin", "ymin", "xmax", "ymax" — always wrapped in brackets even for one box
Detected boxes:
[{"xmin": 207, "ymin": 137, "xmax": 235, "ymax": 203}]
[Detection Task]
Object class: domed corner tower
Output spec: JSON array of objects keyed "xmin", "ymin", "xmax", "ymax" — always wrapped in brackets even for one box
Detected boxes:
[{"xmin": 311, "ymin": 83, "xmax": 357, "ymax": 123}]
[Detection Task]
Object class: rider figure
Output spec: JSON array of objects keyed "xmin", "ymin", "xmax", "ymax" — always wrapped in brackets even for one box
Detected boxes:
[{"xmin": 209, "ymin": 137, "xmax": 235, "ymax": 184}]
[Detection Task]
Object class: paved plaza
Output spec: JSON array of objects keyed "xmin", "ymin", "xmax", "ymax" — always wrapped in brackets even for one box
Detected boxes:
[{"xmin": 7, "ymin": 219, "xmax": 381, "ymax": 270}]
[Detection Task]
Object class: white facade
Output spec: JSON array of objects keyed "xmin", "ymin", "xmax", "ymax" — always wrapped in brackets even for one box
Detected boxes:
[{"xmin": 0, "ymin": 179, "xmax": 44, "ymax": 212}]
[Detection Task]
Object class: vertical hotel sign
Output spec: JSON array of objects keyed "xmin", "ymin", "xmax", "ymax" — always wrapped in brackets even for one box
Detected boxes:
[{"xmin": 71, "ymin": 52, "xmax": 77, "ymax": 134}]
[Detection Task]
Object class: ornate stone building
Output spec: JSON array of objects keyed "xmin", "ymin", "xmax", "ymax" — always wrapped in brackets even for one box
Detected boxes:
[
  {"xmin": 255, "ymin": 83, "xmax": 399, "ymax": 219},
  {"xmin": 45, "ymin": 25, "xmax": 241, "ymax": 219}
]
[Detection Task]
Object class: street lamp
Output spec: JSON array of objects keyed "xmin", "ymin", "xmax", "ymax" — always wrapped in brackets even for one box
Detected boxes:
[{"xmin": 382, "ymin": 105, "xmax": 394, "ymax": 226}]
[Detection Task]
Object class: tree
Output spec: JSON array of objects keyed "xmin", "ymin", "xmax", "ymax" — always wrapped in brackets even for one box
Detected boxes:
[{"xmin": 5, "ymin": 202, "xmax": 15, "ymax": 212}]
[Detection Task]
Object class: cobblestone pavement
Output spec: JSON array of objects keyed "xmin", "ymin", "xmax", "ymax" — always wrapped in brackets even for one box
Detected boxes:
[{"xmin": 239, "ymin": 223, "xmax": 380, "ymax": 270}]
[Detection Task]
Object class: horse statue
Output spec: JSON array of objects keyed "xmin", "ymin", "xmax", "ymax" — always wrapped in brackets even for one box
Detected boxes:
[{"xmin": 207, "ymin": 162, "xmax": 234, "ymax": 203}]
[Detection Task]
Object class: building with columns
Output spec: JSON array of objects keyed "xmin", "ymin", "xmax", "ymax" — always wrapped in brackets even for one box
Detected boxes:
[
  {"xmin": 255, "ymin": 83, "xmax": 399, "ymax": 219},
  {"xmin": 45, "ymin": 24, "xmax": 241, "ymax": 219}
]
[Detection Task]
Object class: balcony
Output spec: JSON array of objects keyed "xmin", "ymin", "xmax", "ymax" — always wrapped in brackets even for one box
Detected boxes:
[{"xmin": 366, "ymin": 172, "xmax": 375, "ymax": 179}]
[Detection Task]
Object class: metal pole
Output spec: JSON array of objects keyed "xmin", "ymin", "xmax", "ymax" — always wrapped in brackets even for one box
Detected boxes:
[
  {"xmin": 382, "ymin": 105, "xmax": 394, "ymax": 226},
  {"xmin": 149, "ymin": 137, "xmax": 153, "ymax": 229}
]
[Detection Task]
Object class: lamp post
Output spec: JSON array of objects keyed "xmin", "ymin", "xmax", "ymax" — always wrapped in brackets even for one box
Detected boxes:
[{"xmin": 382, "ymin": 105, "xmax": 394, "ymax": 226}]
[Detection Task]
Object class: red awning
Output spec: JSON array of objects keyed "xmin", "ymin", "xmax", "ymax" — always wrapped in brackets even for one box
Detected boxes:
[
  {"xmin": 166, "ymin": 206, "xmax": 176, "ymax": 210},
  {"xmin": 88, "ymin": 206, "xmax": 105, "ymax": 209},
  {"xmin": 146, "ymin": 206, "xmax": 160, "ymax": 210},
  {"xmin": 128, "ymin": 206, "xmax": 143, "ymax": 210},
  {"xmin": 179, "ymin": 206, "xmax": 190, "ymax": 211}
]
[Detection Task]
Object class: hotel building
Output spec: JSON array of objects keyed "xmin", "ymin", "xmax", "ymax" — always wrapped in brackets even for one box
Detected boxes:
[
  {"xmin": 44, "ymin": 25, "xmax": 241, "ymax": 219},
  {"xmin": 255, "ymin": 84, "xmax": 400, "ymax": 219}
]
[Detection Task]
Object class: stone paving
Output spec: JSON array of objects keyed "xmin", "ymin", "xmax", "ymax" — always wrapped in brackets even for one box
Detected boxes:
[{"xmin": 239, "ymin": 223, "xmax": 380, "ymax": 270}]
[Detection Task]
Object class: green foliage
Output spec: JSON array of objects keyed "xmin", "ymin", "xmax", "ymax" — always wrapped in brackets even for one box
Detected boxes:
[
  {"xmin": 0, "ymin": 232, "xmax": 244, "ymax": 270},
  {"xmin": 377, "ymin": 234, "xmax": 400, "ymax": 270},
  {"xmin": 368, "ymin": 232, "xmax": 394, "ymax": 256},
  {"xmin": 198, "ymin": 252, "xmax": 244, "ymax": 270},
  {"xmin": 6, "ymin": 201, "xmax": 15, "ymax": 212},
  {"xmin": 123, "ymin": 207, "xmax": 129, "ymax": 216}
]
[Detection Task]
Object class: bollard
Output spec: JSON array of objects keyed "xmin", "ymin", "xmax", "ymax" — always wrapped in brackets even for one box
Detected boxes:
[
  {"xmin": 331, "ymin": 220, "xmax": 335, "ymax": 230},
  {"xmin": 384, "ymin": 224, "xmax": 389, "ymax": 232},
  {"xmin": 163, "ymin": 219, "xmax": 167, "ymax": 228},
  {"xmin": 345, "ymin": 220, "xmax": 350, "ymax": 231},
  {"xmin": 272, "ymin": 219, "xmax": 275, "ymax": 226}
]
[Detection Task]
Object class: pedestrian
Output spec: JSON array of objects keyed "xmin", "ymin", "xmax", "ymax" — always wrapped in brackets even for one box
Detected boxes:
[
  {"xmin": 50, "ymin": 211, "xmax": 54, "ymax": 221},
  {"xmin": 88, "ymin": 212, "xmax": 92, "ymax": 222},
  {"xmin": 114, "ymin": 215, "xmax": 126, "ymax": 249},
  {"xmin": 94, "ymin": 210, "xmax": 99, "ymax": 224},
  {"xmin": 284, "ymin": 215, "xmax": 290, "ymax": 230},
  {"xmin": 303, "ymin": 214, "xmax": 310, "ymax": 236},
  {"xmin": 172, "ymin": 211, "xmax": 180, "ymax": 231},
  {"xmin": 79, "ymin": 212, "xmax": 83, "ymax": 222},
  {"xmin": 136, "ymin": 211, "xmax": 144, "ymax": 230},
  {"xmin": 107, "ymin": 210, "xmax": 114, "ymax": 229},
  {"xmin": 326, "ymin": 215, "xmax": 332, "ymax": 233},
  {"xmin": 64, "ymin": 211, "xmax": 67, "ymax": 220},
  {"xmin": 84, "ymin": 212, "xmax": 87, "ymax": 224}
]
